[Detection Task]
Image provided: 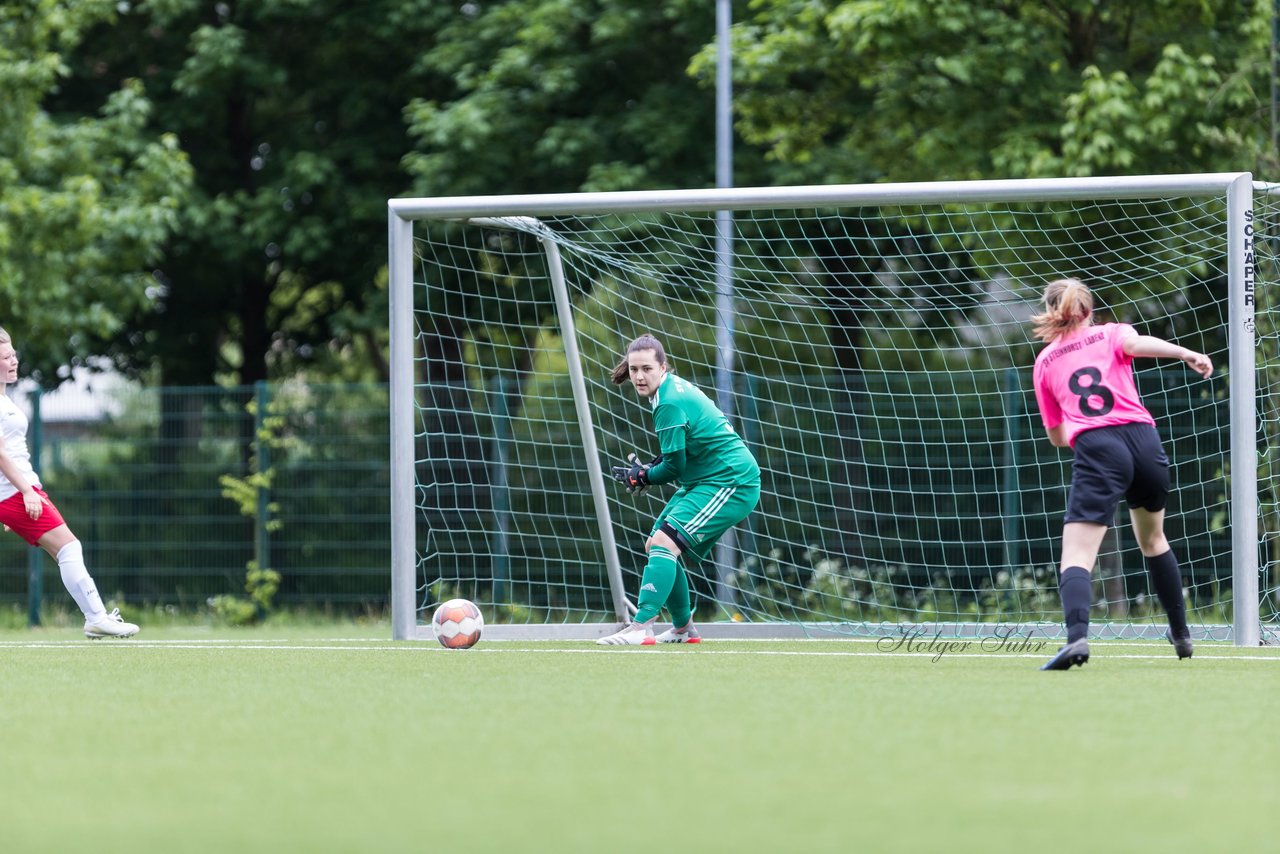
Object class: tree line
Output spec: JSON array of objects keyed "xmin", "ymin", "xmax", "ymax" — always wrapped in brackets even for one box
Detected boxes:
[{"xmin": 1, "ymin": 0, "xmax": 1270, "ymax": 391}]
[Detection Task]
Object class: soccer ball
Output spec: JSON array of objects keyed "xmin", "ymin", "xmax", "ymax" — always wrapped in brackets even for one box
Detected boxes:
[{"xmin": 432, "ymin": 598, "xmax": 484, "ymax": 649}]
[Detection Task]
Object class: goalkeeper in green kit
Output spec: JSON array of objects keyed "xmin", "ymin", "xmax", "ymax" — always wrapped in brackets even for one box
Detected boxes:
[{"xmin": 597, "ymin": 334, "xmax": 761, "ymax": 645}]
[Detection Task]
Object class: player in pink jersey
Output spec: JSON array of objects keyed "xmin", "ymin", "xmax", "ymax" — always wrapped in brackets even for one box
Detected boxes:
[{"xmin": 1031, "ymin": 279, "xmax": 1212, "ymax": 670}]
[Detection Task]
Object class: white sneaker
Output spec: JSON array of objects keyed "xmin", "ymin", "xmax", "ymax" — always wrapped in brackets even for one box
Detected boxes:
[
  {"xmin": 655, "ymin": 623, "xmax": 701, "ymax": 644},
  {"xmin": 596, "ymin": 622, "xmax": 655, "ymax": 646},
  {"xmin": 84, "ymin": 608, "xmax": 139, "ymax": 639}
]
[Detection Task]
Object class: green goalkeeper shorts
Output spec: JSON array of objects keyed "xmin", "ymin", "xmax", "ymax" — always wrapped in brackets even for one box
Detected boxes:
[{"xmin": 649, "ymin": 482, "xmax": 760, "ymax": 563}]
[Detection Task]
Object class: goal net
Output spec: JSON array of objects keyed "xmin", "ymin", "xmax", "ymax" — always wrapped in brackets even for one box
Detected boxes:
[{"xmin": 389, "ymin": 175, "xmax": 1271, "ymax": 644}]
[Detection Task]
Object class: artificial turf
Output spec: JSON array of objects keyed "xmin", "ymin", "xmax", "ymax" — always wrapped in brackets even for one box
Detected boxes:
[{"xmin": 1, "ymin": 628, "xmax": 1275, "ymax": 853}]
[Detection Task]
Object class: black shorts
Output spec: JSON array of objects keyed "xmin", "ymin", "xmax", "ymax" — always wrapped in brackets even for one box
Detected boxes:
[{"xmin": 1065, "ymin": 422, "xmax": 1170, "ymax": 525}]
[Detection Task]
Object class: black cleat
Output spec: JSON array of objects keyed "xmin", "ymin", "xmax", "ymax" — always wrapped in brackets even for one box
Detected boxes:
[
  {"xmin": 1040, "ymin": 638, "xmax": 1090, "ymax": 671},
  {"xmin": 1169, "ymin": 632, "xmax": 1193, "ymax": 660}
]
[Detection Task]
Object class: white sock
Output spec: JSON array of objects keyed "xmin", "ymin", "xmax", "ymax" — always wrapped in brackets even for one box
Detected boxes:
[{"xmin": 57, "ymin": 540, "xmax": 106, "ymax": 621}]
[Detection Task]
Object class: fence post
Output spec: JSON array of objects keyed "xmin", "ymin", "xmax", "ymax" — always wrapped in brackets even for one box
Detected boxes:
[
  {"xmin": 26, "ymin": 387, "xmax": 42, "ymax": 627},
  {"xmin": 490, "ymin": 377, "xmax": 511, "ymax": 603},
  {"xmin": 1002, "ymin": 368, "xmax": 1022, "ymax": 573},
  {"xmin": 254, "ymin": 381, "xmax": 271, "ymax": 576},
  {"xmin": 717, "ymin": 374, "xmax": 758, "ymax": 613}
]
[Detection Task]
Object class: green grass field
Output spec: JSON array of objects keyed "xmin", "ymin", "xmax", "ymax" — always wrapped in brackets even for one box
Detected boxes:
[{"xmin": 1, "ymin": 626, "xmax": 1275, "ymax": 853}]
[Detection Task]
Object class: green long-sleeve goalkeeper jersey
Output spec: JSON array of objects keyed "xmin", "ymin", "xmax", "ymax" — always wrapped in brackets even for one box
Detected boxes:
[{"xmin": 644, "ymin": 373, "xmax": 760, "ymax": 487}]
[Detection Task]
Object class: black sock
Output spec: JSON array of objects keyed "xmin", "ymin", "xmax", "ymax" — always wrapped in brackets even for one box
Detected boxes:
[
  {"xmin": 1145, "ymin": 550, "xmax": 1189, "ymax": 639},
  {"xmin": 1059, "ymin": 566, "xmax": 1092, "ymax": 643}
]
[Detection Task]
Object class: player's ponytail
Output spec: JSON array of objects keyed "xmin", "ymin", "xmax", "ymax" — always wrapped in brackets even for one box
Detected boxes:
[
  {"xmin": 1031, "ymin": 278, "xmax": 1094, "ymax": 343},
  {"xmin": 610, "ymin": 334, "xmax": 670, "ymax": 384}
]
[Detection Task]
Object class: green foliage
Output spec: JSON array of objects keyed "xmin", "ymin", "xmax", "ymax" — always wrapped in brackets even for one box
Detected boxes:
[
  {"xmin": 215, "ymin": 391, "xmax": 293, "ymax": 624},
  {"xmin": 51, "ymin": 0, "xmax": 453, "ymax": 385},
  {"xmin": 209, "ymin": 561, "xmax": 282, "ymax": 625},
  {"xmin": 721, "ymin": 0, "xmax": 1272, "ymax": 182},
  {"xmin": 426, "ymin": 580, "xmax": 586, "ymax": 625},
  {"xmin": 0, "ymin": 0, "xmax": 192, "ymax": 383},
  {"xmin": 727, "ymin": 547, "xmax": 1063, "ymax": 624},
  {"xmin": 20, "ymin": 0, "xmax": 1274, "ymax": 396},
  {"xmin": 218, "ymin": 470, "xmax": 282, "ymax": 534},
  {"xmin": 726, "ymin": 545, "xmax": 1228, "ymax": 626},
  {"xmin": 405, "ymin": 0, "xmax": 745, "ymax": 197}
]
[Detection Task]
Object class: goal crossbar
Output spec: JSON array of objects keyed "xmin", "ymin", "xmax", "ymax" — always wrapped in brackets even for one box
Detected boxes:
[{"xmin": 389, "ymin": 173, "xmax": 1248, "ymax": 219}]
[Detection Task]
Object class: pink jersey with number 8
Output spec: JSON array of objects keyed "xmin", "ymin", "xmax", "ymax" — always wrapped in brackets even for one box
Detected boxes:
[{"xmin": 1033, "ymin": 322, "xmax": 1155, "ymax": 448}]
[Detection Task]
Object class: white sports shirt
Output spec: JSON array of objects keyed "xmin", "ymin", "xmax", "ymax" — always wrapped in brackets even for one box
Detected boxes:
[{"xmin": 0, "ymin": 392, "xmax": 41, "ymax": 501}]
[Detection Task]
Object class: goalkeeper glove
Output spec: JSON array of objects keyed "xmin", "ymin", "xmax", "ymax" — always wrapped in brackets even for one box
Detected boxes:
[{"xmin": 610, "ymin": 452, "xmax": 661, "ymax": 494}]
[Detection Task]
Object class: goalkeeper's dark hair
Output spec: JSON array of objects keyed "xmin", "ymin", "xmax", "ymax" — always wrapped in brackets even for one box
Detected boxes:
[
  {"xmin": 1031, "ymin": 278, "xmax": 1094, "ymax": 343},
  {"xmin": 610, "ymin": 334, "xmax": 669, "ymax": 384}
]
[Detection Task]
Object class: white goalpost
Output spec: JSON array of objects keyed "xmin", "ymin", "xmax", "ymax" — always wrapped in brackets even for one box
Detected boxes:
[{"xmin": 389, "ymin": 173, "xmax": 1272, "ymax": 645}]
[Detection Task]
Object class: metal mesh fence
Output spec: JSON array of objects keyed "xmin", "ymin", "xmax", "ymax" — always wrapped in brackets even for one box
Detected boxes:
[
  {"xmin": 0, "ymin": 383, "xmax": 390, "ymax": 613},
  {"xmin": 0, "ymin": 365, "xmax": 1245, "ymax": 624}
]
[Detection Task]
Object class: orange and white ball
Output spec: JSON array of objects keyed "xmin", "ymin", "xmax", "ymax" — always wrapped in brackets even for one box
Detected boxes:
[{"xmin": 431, "ymin": 599, "xmax": 484, "ymax": 649}]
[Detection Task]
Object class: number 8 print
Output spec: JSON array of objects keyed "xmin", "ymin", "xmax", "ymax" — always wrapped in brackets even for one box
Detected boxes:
[{"xmin": 1067, "ymin": 366, "xmax": 1115, "ymax": 416}]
